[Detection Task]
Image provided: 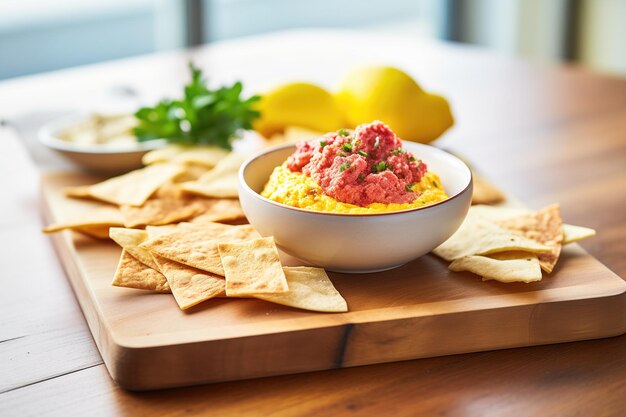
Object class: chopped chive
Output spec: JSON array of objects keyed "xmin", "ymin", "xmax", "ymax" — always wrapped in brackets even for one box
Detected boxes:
[
  {"xmin": 391, "ymin": 149, "xmax": 400, "ymax": 155},
  {"xmin": 338, "ymin": 128, "xmax": 349, "ymax": 137},
  {"xmin": 339, "ymin": 162, "xmax": 351, "ymax": 172},
  {"xmin": 406, "ymin": 183, "xmax": 416, "ymax": 191},
  {"xmin": 409, "ymin": 156, "xmax": 416, "ymax": 161},
  {"xmin": 320, "ymin": 140, "xmax": 327, "ymax": 148},
  {"xmin": 342, "ymin": 143, "xmax": 353, "ymax": 152},
  {"xmin": 357, "ymin": 150, "xmax": 368, "ymax": 157},
  {"xmin": 374, "ymin": 161, "xmax": 386, "ymax": 172}
]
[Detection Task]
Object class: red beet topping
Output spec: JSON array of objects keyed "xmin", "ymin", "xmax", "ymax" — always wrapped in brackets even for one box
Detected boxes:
[{"xmin": 286, "ymin": 121, "xmax": 428, "ymax": 206}]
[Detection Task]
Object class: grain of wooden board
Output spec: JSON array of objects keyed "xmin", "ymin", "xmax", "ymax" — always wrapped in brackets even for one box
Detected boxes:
[{"xmin": 40, "ymin": 171, "xmax": 626, "ymax": 391}]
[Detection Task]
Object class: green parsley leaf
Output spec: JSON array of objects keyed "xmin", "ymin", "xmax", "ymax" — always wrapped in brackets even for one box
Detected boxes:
[
  {"xmin": 342, "ymin": 143, "xmax": 353, "ymax": 152},
  {"xmin": 406, "ymin": 183, "xmax": 416, "ymax": 191},
  {"xmin": 372, "ymin": 161, "xmax": 387, "ymax": 173},
  {"xmin": 338, "ymin": 128, "xmax": 349, "ymax": 137},
  {"xmin": 357, "ymin": 150, "xmax": 368, "ymax": 157},
  {"xmin": 340, "ymin": 162, "xmax": 351, "ymax": 172},
  {"xmin": 409, "ymin": 156, "xmax": 416, "ymax": 161},
  {"xmin": 320, "ymin": 140, "xmax": 328, "ymax": 148},
  {"xmin": 134, "ymin": 62, "xmax": 260, "ymax": 150}
]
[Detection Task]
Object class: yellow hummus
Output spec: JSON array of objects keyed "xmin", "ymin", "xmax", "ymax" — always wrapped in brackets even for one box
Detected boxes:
[{"xmin": 261, "ymin": 164, "xmax": 448, "ymax": 214}]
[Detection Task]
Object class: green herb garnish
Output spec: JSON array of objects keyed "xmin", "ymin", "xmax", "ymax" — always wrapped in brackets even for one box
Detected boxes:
[
  {"xmin": 357, "ymin": 174, "xmax": 365, "ymax": 182},
  {"xmin": 406, "ymin": 183, "xmax": 416, "ymax": 191},
  {"xmin": 357, "ymin": 150, "xmax": 368, "ymax": 157},
  {"xmin": 372, "ymin": 161, "xmax": 388, "ymax": 173},
  {"xmin": 320, "ymin": 140, "xmax": 328, "ymax": 148},
  {"xmin": 342, "ymin": 143, "xmax": 353, "ymax": 152},
  {"xmin": 340, "ymin": 162, "xmax": 351, "ymax": 172},
  {"xmin": 338, "ymin": 128, "xmax": 349, "ymax": 137},
  {"xmin": 134, "ymin": 63, "xmax": 260, "ymax": 150},
  {"xmin": 409, "ymin": 156, "xmax": 416, "ymax": 162},
  {"xmin": 431, "ymin": 180, "xmax": 438, "ymax": 187}
]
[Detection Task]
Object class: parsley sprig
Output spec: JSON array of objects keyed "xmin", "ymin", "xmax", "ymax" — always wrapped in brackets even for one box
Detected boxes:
[{"xmin": 133, "ymin": 63, "xmax": 260, "ymax": 150}]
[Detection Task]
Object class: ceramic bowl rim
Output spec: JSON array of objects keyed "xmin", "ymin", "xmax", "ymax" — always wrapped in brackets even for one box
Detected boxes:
[
  {"xmin": 38, "ymin": 112, "xmax": 166, "ymax": 155},
  {"xmin": 239, "ymin": 142, "xmax": 473, "ymax": 218}
]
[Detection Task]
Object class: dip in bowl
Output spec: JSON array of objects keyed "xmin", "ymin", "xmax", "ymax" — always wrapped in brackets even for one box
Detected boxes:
[{"xmin": 239, "ymin": 121, "xmax": 472, "ymax": 273}]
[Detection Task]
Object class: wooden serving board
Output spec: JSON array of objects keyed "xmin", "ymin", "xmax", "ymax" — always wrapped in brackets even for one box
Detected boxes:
[{"xmin": 41, "ymin": 172, "xmax": 626, "ymax": 391}]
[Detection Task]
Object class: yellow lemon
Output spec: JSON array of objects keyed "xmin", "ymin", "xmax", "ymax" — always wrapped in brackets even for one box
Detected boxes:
[
  {"xmin": 254, "ymin": 82, "xmax": 344, "ymax": 138},
  {"xmin": 336, "ymin": 66, "xmax": 454, "ymax": 143}
]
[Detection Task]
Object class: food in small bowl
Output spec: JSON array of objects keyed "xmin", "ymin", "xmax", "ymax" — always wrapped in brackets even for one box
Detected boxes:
[
  {"xmin": 239, "ymin": 121, "xmax": 472, "ymax": 273},
  {"xmin": 39, "ymin": 113, "xmax": 166, "ymax": 175}
]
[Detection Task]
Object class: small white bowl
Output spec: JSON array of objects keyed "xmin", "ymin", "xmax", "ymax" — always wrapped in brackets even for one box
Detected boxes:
[
  {"xmin": 38, "ymin": 113, "xmax": 165, "ymax": 175},
  {"xmin": 238, "ymin": 141, "xmax": 473, "ymax": 273}
]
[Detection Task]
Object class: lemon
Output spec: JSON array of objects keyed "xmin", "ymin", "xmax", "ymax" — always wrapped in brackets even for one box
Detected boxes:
[
  {"xmin": 254, "ymin": 82, "xmax": 344, "ymax": 138},
  {"xmin": 336, "ymin": 66, "xmax": 454, "ymax": 143}
]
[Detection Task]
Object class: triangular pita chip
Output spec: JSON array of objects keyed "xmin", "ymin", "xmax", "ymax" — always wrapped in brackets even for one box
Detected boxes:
[
  {"xmin": 152, "ymin": 254, "xmax": 225, "ymax": 310},
  {"xmin": 449, "ymin": 252, "xmax": 542, "ymax": 283},
  {"xmin": 112, "ymin": 250, "xmax": 170, "ymax": 292},
  {"xmin": 139, "ymin": 223, "xmax": 260, "ymax": 275},
  {"xmin": 145, "ymin": 224, "xmax": 179, "ymax": 238},
  {"xmin": 563, "ymin": 224, "xmax": 596, "ymax": 245},
  {"xmin": 250, "ymin": 267, "xmax": 347, "ymax": 312},
  {"xmin": 190, "ymin": 199, "xmax": 246, "ymax": 224},
  {"xmin": 120, "ymin": 197, "xmax": 204, "ymax": 228},
  {"xmin": 433, "ymin": 210, "xmax": 551, "ymax": 261},
  {"xmin": 181, "ymin": 175, "xmax": 239, "ymax": 198},
  {"xmin": 74, "ymin": 225, "xmax": 114, "ymax": 239},
  {"xmin": 64, "ymin": 185, "xmax": 92, "ymax": 198},
  {"xmin": 69, "ymin": 163, "xmax": 184, "ymax": 206},
  {"xmin": 496, "ymin": 204, "xmax": 563, "ymax": 273},
  {"xmin": 43, "ymin": 206, "xmax": 124, "ymax": 234},
  {"xmin": 109, "ymin": 227, "xmax": 159, "ymax": 270},
  {"xmin": 471, "ymin": 174, "xmax": 506, "ymax": 205},
  {"xmin": 219, "ymin": 236, "xmax": 289, "ymax": 296},
  {"xmin": 180, "ymin": 152, "xmax": 249, "ymax": 198}
]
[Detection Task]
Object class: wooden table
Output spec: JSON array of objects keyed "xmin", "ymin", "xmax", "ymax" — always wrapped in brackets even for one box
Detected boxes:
[{"xmin": 1, "ymin": 30, "xmax": 625, "ymax": 416}]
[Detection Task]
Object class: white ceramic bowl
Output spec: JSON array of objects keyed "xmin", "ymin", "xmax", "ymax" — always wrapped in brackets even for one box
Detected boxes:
[
  {"xmin": 238, "ymin": 141, "xmax": 473, "ymax": 273},
  {"xmin": 38, "ymin": 113, "xmax": 165, "ymax": 175}
]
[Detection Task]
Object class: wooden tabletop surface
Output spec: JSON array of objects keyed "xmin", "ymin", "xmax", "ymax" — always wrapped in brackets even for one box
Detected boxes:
[{"xmin": 1, "ymin": 30, "xmax": 625, "ymax": 416}]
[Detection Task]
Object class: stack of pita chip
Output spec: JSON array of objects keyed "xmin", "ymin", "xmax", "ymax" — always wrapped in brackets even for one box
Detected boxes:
[
  {"xmin": 433, "ymin": 204, "xmax": 596, "ymax": 283},
  {"xmin": 43, "ymin": 143, "xmax": 348, "ymax": 314},
  {"xmin": 109, "ymin": 222, "xmax": 348, "ymax": 313},
  {"xmin": 43, "ymin": 146, "xmax": 250, "ymax": 238}
]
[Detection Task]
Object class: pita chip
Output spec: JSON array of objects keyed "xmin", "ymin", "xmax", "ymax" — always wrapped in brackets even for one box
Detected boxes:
[
  {"xmin": 152, "ymin": 254, "xmax": 225, "ymax": 310},
  {"xmin": 112, "ymin": 250, "xmax": 170, "ymax": 292},
  {"xmin": 496, "ymin": 204, "xmax": 563, "ymax": 273},
  {"xmin": 219, "ymin": 236, "xmax": 289, "ymax": 296},
  {"xmin": 251, "ymin": 267, "xmax": 347, "ymax": 312}
]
